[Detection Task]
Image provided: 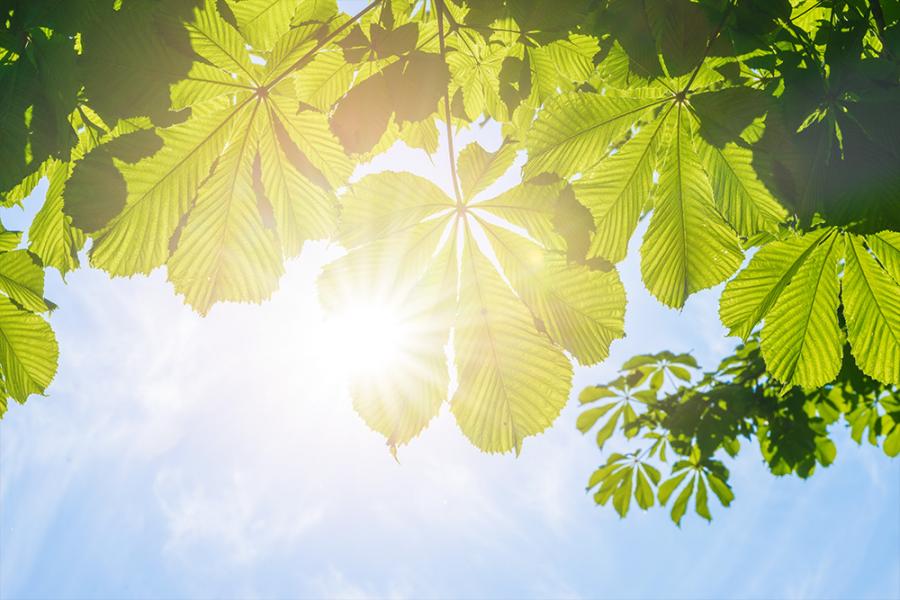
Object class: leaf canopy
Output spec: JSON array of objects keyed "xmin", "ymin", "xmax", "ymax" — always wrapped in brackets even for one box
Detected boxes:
[{"xmin": 0, "ymin": 0, "xmax": 898, "ymax": 470}]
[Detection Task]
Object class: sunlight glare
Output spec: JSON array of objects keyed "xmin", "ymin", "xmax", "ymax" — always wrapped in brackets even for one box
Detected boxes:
[{"xmin": 325, "ymin": 303, "xmax": 408, "ymax": 376}]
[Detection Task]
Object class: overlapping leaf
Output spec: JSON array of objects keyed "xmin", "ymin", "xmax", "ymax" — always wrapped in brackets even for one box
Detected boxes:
[
  {"xmin": 319, "ymin": 140, "xmax": 625, "ymax": 452},
  {"xmin": 721, "ymin": 229, "xmax": 900, "ymax": 388},
  {"xmin": 525, "ymin": 73, "xmax": 785, "ymax": 307},
  {"xmin": 0, "ymin": 249, "xmax": 57, "ymax": 417},
  {"xmin": 86, "ymin": 0, "xmax": 347, "ymax": 314}
]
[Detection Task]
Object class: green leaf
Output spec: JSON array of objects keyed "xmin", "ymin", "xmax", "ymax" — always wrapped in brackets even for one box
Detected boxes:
[
  {"xmin": 621, "ymin": 355, "xmax": 657, "ymax": 370},
  {"xmin": 707, "ymin": 473, "xmax": 734, "ymax": 507},
  {"xmin": 167, "ymin": 107, "xmax": 284, "ymax": 314},
  {"xmin": 668, "ymin": 365, "xmax": 692, "ymax": 382},
  {"xmin": 350, "ymin": 243, "xmax": 455, "ymax": 449},
  {"xmin": 485, "ymin": 226, "xmax": 626, "ymax": 364},
  {"xmin": 594, "ymin": 405, "xmax": 624, "ymax": 449},
  {"xmin": 594, "ymin": 466, "xmax": 629, "ymax": 505},
  {"xmin": 761, "ymin": 232, "xmax": 843, "ymax": 388},
  {"xmin": 641, "ymin": 107, "xmax": 743, "ymax": 308},
  {"xmin": 884, "ymin": 426, "xmax": 900, "ymax": 458},
  {"xmin": 453, "ymin": 236, "xmax": 573, "ymax": 453},
  {"xmin": 670, "ymin": 475, "xmax": 695, "ymax": 526},
  {"xmin": 87, "ymin": 5, "xmax": 353, "ymax": 313},
  {"xmin": 257, "ymin": 106, "xmax": 338, "ymax": 256},
  {"xmin": 321, "ymin": 160, "xmax": 620, "ymax": 453},
  {"xmin": 587, "ymin": 458, "xmax": 625, "ymax": 490},
  {"xmin": 294, "ymin": 49, "xmax": 355, "ymax": 111},
  {"xmin": 188, "ymin": 0, "xmax": 261, "ymax": 85},
  {"xmin": 842, "ymin": 235, "xmax": 900, "ymax": 385},
  {"xmin": 642, "ymin": 462, "xmax": 662, "ymax": 485},
  {"xmin": 694, "ymin": 138, "xmax": 786, "ymax": 237},
  {"xmin": 472, "ymin": 182, "xmax": 566, "ymax": 250},
  {"xmin": 525, "ymin": 93, "xmax": 664, "ymax": 178},
  {"xmin": 574, "ymin": 114, "xmax": 667, "ymax": 263},
  {"xmin": 576, "ymin": 402, "xmax": 618, "ymax": 433},
  {"xmin": 446, "ymin": 30, "xmax": 509, "ymax": 122},
  {"xmin": 0, "ymin": 251, "xmax": 49, "ymax": 313},
  {"xmin": 229, "ymin": 0, "xmax": 301, "ymax": 51},
  {"xmin": 337, "ymin": 171, "xmax": 453, "ymax": 248},
  {"xmin": 658, "ymin": 469, "xmax": 689, "ymax": 504},
  {"xmin": 612, "ymin": 468, "xmax": 634, "ymax": 517},
  {"xmin": 634, "ymin": 466, "xmax": 655, "ymax": 509},
  {"xmin": 695, "ymin": 475, "xmax": 712, "ymax": 521},
  {"xmin": 90, "ymin": 101, "xmax": 239, "ymax": 276},
  {"xmin": 0, "ymin": 295, "xmax": 58, "ymax": 406},
  {"xmin": 867, "ymin": 232, "xmax": 900, "ymax": 284},
  {"xmin": 579, "ymin": 385, "xmax": 618, "ymax": 404},
  {"xmin": 80, "ymin": 0, "xmax": 194, "ymax": 123},
  {"xmin": 28, "ymin": 161, "xmax": 85, "ymax": 276},
  {"xmin": 0, "ymin": 227, "xmax": 21, "ymax": 252},
  {"xmin": 271, "ymin": 94, "xmax": 352, "ymax": 189},
  {"xmin": 720, "ymin": 229, "xmax": 831, "ymax": 339},
  {"xmin": 458, "ymin": 141, "xmax": 517, "ymax": 201}
]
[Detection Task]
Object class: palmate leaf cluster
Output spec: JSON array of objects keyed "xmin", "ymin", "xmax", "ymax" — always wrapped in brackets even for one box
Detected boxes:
[
  {"xmin": 579, "ymin": 339, "xmax": 898, "ymax": 524},
  {"xmin": 0, "ymin": 0, "xmax": 898, "ymax": 474}
]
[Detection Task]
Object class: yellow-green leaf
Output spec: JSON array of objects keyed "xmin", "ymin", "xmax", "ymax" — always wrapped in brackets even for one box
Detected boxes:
[{"xmin": 842, "ymin": 235, "xmax": 900, "ymax": 385}]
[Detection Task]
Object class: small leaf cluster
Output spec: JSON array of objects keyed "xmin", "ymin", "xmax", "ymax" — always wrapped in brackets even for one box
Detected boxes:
[{"xmin": 579, "ymin": 340, "xmax": 899, "ymax": 525}]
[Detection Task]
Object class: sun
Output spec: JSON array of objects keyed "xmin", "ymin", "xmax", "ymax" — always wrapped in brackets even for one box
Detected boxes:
[{"xmin": 324, "ymin": 302, "xmax": 409, "ymax": 376}]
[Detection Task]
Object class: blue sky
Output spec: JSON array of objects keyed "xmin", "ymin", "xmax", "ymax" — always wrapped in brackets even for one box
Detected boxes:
[{"xmin": 1, "ymin": 117, "xmax": 899, "ymax": 600}]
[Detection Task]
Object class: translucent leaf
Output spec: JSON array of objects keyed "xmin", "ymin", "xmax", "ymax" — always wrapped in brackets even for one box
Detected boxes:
[
  {"xmin": 634, "ymin": 467, "xmax": 655, "ymax": 509},
  {"xmin": 486, "ymin": 226, "xmax": 626, "ymax": 364},
  {"xmin": 452, "ymin": 240, "xmax": 572, "ymax": 454},
  {"xmin": 761, "ymin": 232, "xmax": 844, "ymax": 388},
  {"xmin": 350, "ymin": 243, "xmax": 456, "ymax": 449},
  {"xmin": 29, "ymin": 161, "xmax": 85, "ymax": 276},
  {"xmin": 658, "ymin": 469, "xmax": 689, "ymax": 504},
  {"xmin": 0, "ymin": 296, "xmax": 58, "ymax": 406},
  {"xmin": 612, "ymin": 468, "xmax": 633, "ymax": 516},
  {"xmin": 91, "ymin": 102, "xmax": 238, "ymax": 276},
  {"xmin": 695, "ymin": 475, "xmax": 712, "ymax": 521},
  {"xmin": 576, "ymin": 402, "xmax": 618, "ymax": 432},
  {"xmin": 229, "ymin": 0, "xmax": 301, "ymax": 51},
  {"xmin": 0, "ymin": 251, "xmax": 49, "ymax": 313},
  {"xmin": 842, "ymin": 235, "xmax": 900, "ymax": 385},
  {"xmin": 525, "ymin": 93, "xmax": 663, "ymax": 178},
  {"xmin": 720, "ymin": 229, "xmax": 830, "ymax": 339},
  {"xmin": 594, "ymin": 405, "xmax": 624, "ymax": 449},
  {"xmin": 336, "ymin": 171, "xmax": 453, "ymax": 249},
  {"xmin": 257, "ymin": 106, "xmax": 338, "ymax": 256},
  {"xmin": 458, "ymin": 141, "xmax": 517, "ymax": 201},
  {"xmin": 188, "ymin": 0, "xmax": 260, "ymax": 85},
  {"xmin": 294, "ymin": 50, "xmax": 355, "ymax": 111},
  {"xmin": 868, "ymin": 232, "xmax": 900, "ymax": 284},
  {"xmin": 167, "ymin": 108, "xmax": 283, "ymax": 314},
  {"xmin": 670, "ymin": 474, "xmax": 695, "ymax": 525},
  {"xmin": 694, "ymin": 137, "xmax": 786, "ymax": 237},
  {"xmin": 707, "ymin": 473, "xmax": 734, "ymax": 507},
  {"xmin": 575, "ymin": 114, "xmax": 667, "ymax": 263},
  {"xmin": 641, "ymin": 108, "xmax": 743, "ymax": 308}
]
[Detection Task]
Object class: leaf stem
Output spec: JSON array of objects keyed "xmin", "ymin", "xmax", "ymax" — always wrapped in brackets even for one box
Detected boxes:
[{"xmin": 435, "ymin": 0, "xmax": 464, "ymax": 207}]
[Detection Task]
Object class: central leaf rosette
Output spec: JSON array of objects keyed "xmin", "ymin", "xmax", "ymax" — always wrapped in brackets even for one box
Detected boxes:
[
  {"xmin": 87, "ymin": 0, "xmax": 350, "ymax": 314},
  {"xmin": 319, "ymin": 143, "xmax": 625, "ymax": 453}
]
